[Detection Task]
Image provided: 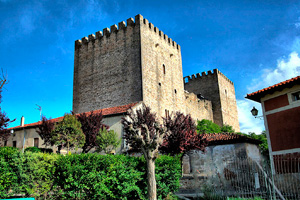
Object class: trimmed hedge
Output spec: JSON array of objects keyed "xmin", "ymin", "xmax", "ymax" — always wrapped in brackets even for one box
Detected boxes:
[
  {"xmin": 0, "ymin": 147, "xmax": 181, "ymax": 199},
  {"xmin": 25, "ymin": 147, "xmax": 53, "ymax": 153}
]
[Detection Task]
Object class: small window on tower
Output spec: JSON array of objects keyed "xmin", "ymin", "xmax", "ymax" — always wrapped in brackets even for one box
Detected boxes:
[
  {"xmin": 174, "ymin": 89, "xmax": 177, "ymax": 94},
  {"xmin": 163, "ymin": 65, "xmax": 166, "ymax": 75}
]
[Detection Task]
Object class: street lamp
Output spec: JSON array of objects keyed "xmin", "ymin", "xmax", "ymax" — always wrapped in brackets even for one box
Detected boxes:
[{"xmin": 251, "ymin": 106, "xmax": 263, "ymax": 119}]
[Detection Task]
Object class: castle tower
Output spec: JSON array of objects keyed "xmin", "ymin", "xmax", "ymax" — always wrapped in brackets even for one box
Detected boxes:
[
  {"xmin": 184, "ymin": 69, "xmax": 240, "ymax": 132},
  {"xmin": 73, "ymin": 14, "xmax": 185, "ymax": 117}
]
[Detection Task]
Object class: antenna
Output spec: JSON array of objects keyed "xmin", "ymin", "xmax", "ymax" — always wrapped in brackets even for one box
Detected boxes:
[{"xmin": 36, "ymin": 104, "xmax": 42, "ymax": 120}]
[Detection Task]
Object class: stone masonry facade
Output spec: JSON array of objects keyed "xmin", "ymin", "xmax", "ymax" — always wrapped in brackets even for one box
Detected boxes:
[
  {"xmin": 73, "ymin": 14, "xmax": 240, "ymax": 131},
  {"xmin": 184, "ymin": 69, "xmax": 240, "ymax": 131}
]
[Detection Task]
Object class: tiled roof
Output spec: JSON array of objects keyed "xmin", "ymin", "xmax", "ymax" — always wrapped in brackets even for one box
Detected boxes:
[
  {"xmin": 202, "ymin": 133, "xmax": 262, "ymax": 145},
  {"xmin": 246, "ymin": 76, "xmax": 300, "ymax": 102},
  {"xmin": 9, "ymin": 102, "xmax": 139, "ymax": 130}
]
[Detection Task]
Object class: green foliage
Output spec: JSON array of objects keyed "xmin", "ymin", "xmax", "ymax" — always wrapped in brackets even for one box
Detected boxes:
[
  {"xmin": 51, "ymin": 113, "xmax": 85, "ymax": 153},
  {"xmin": 220, "ymin": 124, "xmax": 235, "ymax": 133},
  {"xmin": 54, "ymin": 154, "xmax": 145, "ymax": 199},
  {"xmin": 227, "ymin": 198, "xmax": 263, "ymax": 200},
  {"xmin": 0, "ymin": 149, "xmax": 181, "ymax": 199},
  {"xmin": 197, "ymin": 119, "xmax": 221, "ymax": 134},
  {"xmin": 95, "ymin": 128, "xmax": 120, "ymax": 154},
  {"xmin": 0, "ymin": 147, "xmax": 20, "ymax": 198},
  {"xmin": 155, "ymin": 155, "xmax": 182, "ymax": 199},
  {"xmin": 20, "ymin": 152, "xmax": 58, "ymax": 198},
  {"xmin": 40, "ymin": 148, "xmax": 53, "ymax": 153},
  {"xmin": 25, "ymin": 146, "xmax": 42, "ymax": 153}
]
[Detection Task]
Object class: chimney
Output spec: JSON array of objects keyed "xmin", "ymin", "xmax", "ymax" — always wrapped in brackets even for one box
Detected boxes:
[{"xmin": 20, "ymin": 116, "xmax": 25, "ymax": 127}]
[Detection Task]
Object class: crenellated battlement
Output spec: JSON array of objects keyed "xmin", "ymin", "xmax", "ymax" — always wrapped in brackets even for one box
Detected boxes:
[
  {"xmin": 75, "ymin": 14, "xmax": 180, "ymax": 50},
  {"xmin": 184, "ymin": 68, "xmax": 233, "ymax": 85}
]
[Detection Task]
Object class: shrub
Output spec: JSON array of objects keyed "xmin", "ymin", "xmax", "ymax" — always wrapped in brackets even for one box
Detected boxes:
[
  {"xmin": 54, "ymin": 154, "xmax": 145, "ymax": 199},
  {"xmin": 0, "ymin": 149, "xmax": 181, "ymax": 199},
  {"xmin": 155, "ymin": 155, "xmax": 181, "ymax": 199},
  {"xmin": 40, "ymin": 148, "xmax": 53, "ymax": 153},
  {"xmin": 25, "ymin": 146, "xmax": 42, "ymax": 153},
  {"xmin": 0, "ymin": 147, "xmax": 21, "ymax": 198},
  {"xmin": 20, "ymin": 152, "xmax": 58, "ymax": 198}
]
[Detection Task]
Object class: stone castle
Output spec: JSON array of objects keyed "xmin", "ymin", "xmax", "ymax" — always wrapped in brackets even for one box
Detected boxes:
[{"xmin": 73, "ymin": 14, "xmax": 240, "ymax": 131}]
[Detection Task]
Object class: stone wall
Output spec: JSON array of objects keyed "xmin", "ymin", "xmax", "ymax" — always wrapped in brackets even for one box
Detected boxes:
[
  {"xmin": 184, "ymin": 69, "xmax": 240, "ymax": 132},
  {"xmin": 217, "ymin": 70, "xmax": 240, "ymax": 132},
  {"xmin": 138, "ymin": 15, "xmax": 186, "ymax": 118},
  {"xmin": 72, "ymin": 15, "xmax": 239, "ymax": 129},
  {"xmin": 184, "ymin": 91, "xmax": 213, "ymax": 122},
  {"xmin": 73, "ymin": 17, "xmax": 143, "ymax": 113},
  {"xmin": 181, "ymin": 143, "xmax": 262, "ymax": 191}
]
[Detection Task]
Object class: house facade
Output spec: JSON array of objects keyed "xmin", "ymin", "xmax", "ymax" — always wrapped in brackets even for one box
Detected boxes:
[{"xmin": 246, "ymin": 76, "xmax": 300, "ymax": 173}]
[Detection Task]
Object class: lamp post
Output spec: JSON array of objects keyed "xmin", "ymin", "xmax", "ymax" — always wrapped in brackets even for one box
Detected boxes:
[{"xmin": 251, "ymin": 106, "xmax": 263, "ymax": 119}]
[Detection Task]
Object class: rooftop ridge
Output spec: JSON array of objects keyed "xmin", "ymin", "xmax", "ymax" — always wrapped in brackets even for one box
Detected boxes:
[
  {"xmin": 184, "ymin": 68, "xmax": 233, "ymax": 85},
  {"xmin": 9, "ymin": 102, "xmax": 139, "ymax": 131},
  {"xmin": 75, "ymin": 14, "xmax": 180, "ymax": 50}
]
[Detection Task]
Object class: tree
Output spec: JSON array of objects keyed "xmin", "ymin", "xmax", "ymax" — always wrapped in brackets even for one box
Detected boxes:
[
  {"xmin": 0, "ymin": 110, "xmax": 15, "ymax": 145},
  {"xmin": 36, "ymin": 115, "xmax": 63, "ymax": 153},
  {"xmin": 0, "ymin": 70, "xmax": 15, "ymax": 145},
  {"xmin": 160, "ymin": 112, "xmax": 207, "ymax": 156},
  {"xmin": 36, "ymin": 116, "xmax": 55, "ymax": 147},
  {"xmin": 122, "ymin": 104, "xmax": 166, "ymax": 200},
  {"xmin": 95, "ymin": 127, "xmax": 120, "ymax": 154},
  {"xmin": 220, "ymin": 124, "xmax": 235, "ymax": 133},
  {"xmin": 51, "ymin": 114, "xmax": 85, "ymax": 154},
  {"xmin": 76, "ymin": 111, "xmax": 108, "ymax": 153},
  {"xmin": 196, "ymin": 119, "xmax": 221, "ymax": 134}
]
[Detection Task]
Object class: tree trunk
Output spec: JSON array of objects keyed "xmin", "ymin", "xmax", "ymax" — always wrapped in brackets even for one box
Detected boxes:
[{"xmin": 147, "ymin": 158, "xmax": 157, "ymax": 200}]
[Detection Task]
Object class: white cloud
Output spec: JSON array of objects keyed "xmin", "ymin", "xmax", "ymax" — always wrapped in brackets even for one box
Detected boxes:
[
  {"xmin": 247, "ymin": 51, "xmax": 300, "ymax": 93},
  {"xmin": 237, "ymin": 99, "xmax": 264, "ymax": 134},
  {"xmin": 238, "ymin": 51, "xmax": 300, "ymax": 134}
]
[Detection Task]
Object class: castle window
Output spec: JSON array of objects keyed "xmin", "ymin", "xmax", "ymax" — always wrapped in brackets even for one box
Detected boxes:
[
  {"xmin": 13, "ymin": 141, "xmax": 16, "ymax": 148},
  {"xmin": 163, "ymin": 65, "xmax": 166, "ymax": 75},
  {"xmin": 159, "ymin": 82, "xmax": 161, "ymax": 86},
  {"xmin": 174, "ymin": 89, "xmax": 177, "ymax": 94}
]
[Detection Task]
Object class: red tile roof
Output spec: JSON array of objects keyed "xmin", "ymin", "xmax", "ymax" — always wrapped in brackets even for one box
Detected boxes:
[
  {"xmin": 203, "ymin": 133, "xmax": 262, "ymax": 145},
  {"xmin": 246, "ymin": 76, "xmax": 300, "ymax": 102},
  {"xmin": 9, "ymin": 102, "xmax": 139, "ymax": 130}
]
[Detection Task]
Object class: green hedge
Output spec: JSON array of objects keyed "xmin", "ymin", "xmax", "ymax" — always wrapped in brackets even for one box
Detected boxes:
[{"xmin": 0, "ymin": 147, "xmax": 181, "ymax": 200}]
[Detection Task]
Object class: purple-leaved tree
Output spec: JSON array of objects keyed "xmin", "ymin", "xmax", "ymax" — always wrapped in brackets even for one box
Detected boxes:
[{"xmin": 122, "ymin": 104, "xmax": 166, "ymax": 200}]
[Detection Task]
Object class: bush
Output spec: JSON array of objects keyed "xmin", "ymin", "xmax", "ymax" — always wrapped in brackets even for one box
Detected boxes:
[
  {"xmin": 20, "ymin": 152, "xmax": 58, "ymax": 198},
  {"xmin": 0, "ymin": 149, "xmax": 181, "ymax": 199},
  {"xmin": 0, "ymin": 147, "xmax": 21, "ymax": 198},
  {"xmin": 54, "ymin": 154, "xmax": 145, "ymax": 199},
  {"xmin": 155, "ymin": 155, "xmax": 181, "ymax": 199},
  {"xmin": 40, "ymin": 148, "xmax": 53, "ymax": 153},
  {"xmin": 25, "ymin": 147, "xmax": 41, "ymax": 153}
]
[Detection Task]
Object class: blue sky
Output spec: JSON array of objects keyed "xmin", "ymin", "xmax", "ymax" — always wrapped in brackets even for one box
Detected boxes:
[{"xmin": 1, "ymin": 0, "xmax": 300, "ymax": 133}]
